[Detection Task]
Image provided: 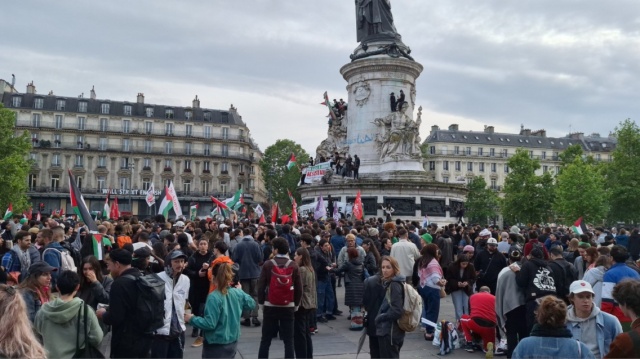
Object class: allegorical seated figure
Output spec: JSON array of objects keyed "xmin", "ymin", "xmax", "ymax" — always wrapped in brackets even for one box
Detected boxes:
[{"xmin": 373, "ymin": 102, "xmax": 421, "ymax": 160}]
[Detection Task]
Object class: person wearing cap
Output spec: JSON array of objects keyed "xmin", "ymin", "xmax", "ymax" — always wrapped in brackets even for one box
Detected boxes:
[
  {"xmin": 566, "ymin": 280, "xmax": 622, "ymax": 358},
  {"xmin": 473, "ymin": 238, "xmax": 507, "ymax": 295},
  {"xmin": 18, "ymin": 261, "xmax": 56, "ymax": 323},
  {"xmin": 462, "ymin": 245, "xmax": 475, "ymax": 261},
  {"xmin": 151, "ymin": 250, "xmax": 191, "ymax": 358},
  {"xmin": 97, "ymin": 248, "xmax": 153, "ymax": 358},
  {"xmin": 496, "ymin": 250, "xmax": 527, "ymax": 358}
]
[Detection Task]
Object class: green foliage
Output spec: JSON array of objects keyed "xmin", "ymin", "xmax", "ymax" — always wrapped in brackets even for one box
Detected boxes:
[
  {"xmin": 465, "ymin": 176, "xmax": 499, "ymax": 225},
  {"xmin": 259, "ymin": 139, "xmax": 309, "ymax": 212},
  {"xmin": 501, "ymin": 148, "xmax": 555, "ymax": 225},
  {"xmin": 0, "ymin": 104, "xmax": 32, "ymax": 212},
  {"xmin": 558, "ymin": 144, "xmax": 583, "ymax": 168},
  {"xmin": 554, "ymin": 157, "xmax": 608, "ymax": 224},
  {"xmin": 606, "ymin": 119, "xmax": 640, "ymax": 223}
]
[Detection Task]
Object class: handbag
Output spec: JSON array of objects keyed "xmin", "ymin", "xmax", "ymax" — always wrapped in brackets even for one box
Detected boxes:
[{"xmin": 73, "ymin": 302, "xmax": 105, "ymax": 359}]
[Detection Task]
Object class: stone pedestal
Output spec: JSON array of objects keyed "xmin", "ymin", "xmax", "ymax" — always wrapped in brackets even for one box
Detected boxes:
[{"xmin": 340, "ymin": 56, "xmax": 424, "ymax": 177}]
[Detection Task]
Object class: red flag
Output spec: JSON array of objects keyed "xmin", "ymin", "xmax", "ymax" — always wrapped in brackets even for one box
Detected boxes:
[
  {"xmin": 59, "ymin": 207, "xmax": 64, "ymax": 216},
  {"xmin": 291, "ymin": 202, "xmax": 298, "ymax": 224},
  {"xmin": 259, "ymin": 213, "xmax": 266, "ymax": 224},
  {"xmin": 271, "ymin": 202, "xmax": 279, "ymax": 223},
  {"xmin": 281, "ymin": 214, "xmax": 290, "ymax": 224},
  {"xmin": 111, "ymin": 196, "xmax": 121, "ymax": 219},
  {"xmin": 23, "ymin": 207, "xmax": 33, "ymax": 220},
  {"xmin": 353, "ymin": 190, "xmax": 363, "ymax": 220}
]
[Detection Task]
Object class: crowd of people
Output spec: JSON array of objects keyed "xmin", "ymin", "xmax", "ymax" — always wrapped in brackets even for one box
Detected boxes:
[{"xmin": 0, "ymin": 212, "xmax": 639, "ymax": 359}]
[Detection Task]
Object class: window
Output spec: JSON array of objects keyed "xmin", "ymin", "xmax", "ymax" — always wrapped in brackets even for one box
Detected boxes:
[
  {"xmin": 97, "ymin": 176, "xmax": 106, "ymax": 190},
  {"xmin": 122, "ymin": 138, "xmax": 130, "ymax": 152},
  {"xmin": 51, "ymin": 174, "xmax": 60, "ymax": 191},
  {"xmin": 29, "ymin": 174, "xmax": 37, "ymax": 190},
  {"xmin": 239, "ymin": 129, "xmax": 244, "ymax": 139},
  {"xmin": 54, "ymin": 134, "xmax": 62, "ymax": 148},
  {"xmin": 502, "ymin": 149, "xmax": 508, "ymax": 157},
  {"xmin": 479, "ymin": 163, "xmax": 485, "ymax": 172},
  {"xmin": 455, "ymin": 161, "xmax": 461, "ymax": 171},
  {"xmin": 32, "ymin": 114, "xmax": 41, "ymax": 127},
  {"xmin": 144, "ymin": 139, "xmax": 152, "ymax": 153},
  {"xmin": 239, "ymin": 164, "xmax": 245, "ymax": 173},
  {"xmin": 51, "ymin": 154, "xmax": 61, "ymax": 166},
  {"xmin": 31, "ymin": 133, "xmax": 38, "ymax": 143},
  {"xmin": 30, "ymin": 152, "xmax": 37, "ymax": 161},
  {"xmin": 203, "ymin": 161, "xmax": 210, "ymax": 171},
  {"xmin": 55, "ymin": 115, "xmax": 63, "ymax": 129},
  {"xmin": 34, "ymin": 98, "xmax": 43, "ymax": 109},
  {"xmin": 121, "ymin": 157, "xmax": 130, "ymax": 169},
  {"xmin": 491, "ymin": 163, "xmax": 497, "ymax": 172},
  {"xmin": 183, "ymin": 180, "xmax": 191, "ymax": 194},
  {"xmin": 251, "ymin": 166, "xmax": 255, "ymax": 174},
  {"xmin": 220, "ymin": 181, "xmax": 227, "ymax": 195},
  {"xmin": 98, "ymin": 137, "xmax": 107, "ymax": 150},
  {"xmin": 222, "ymin": 144, "xmax": 229, "ymax": 156},
  {"xmin": 596, "ymin": 154, "xmax": 601, "ymax": 161},
  {"xmin": 429, "ymin": 146, "xmax": 435, "ymax": 155},
  {"xmin": 77, "ymin": 135, "xmax": 84, "ymax": 149},
  {"xmin": 78, "ymin": 117, "xmax": 86, "ymax": 130},
  {"xmin": 165, "ymin": 109, "xmax": 174, "ymax": 119},
  {"xmin": 185, "ymin": 111, "xmax": 192, "ymax": 120},
  {"xmin": 202, "ymin": 180, "xmax": 210, "ymax": 194},
  {"xmin": 222, "ymin": 127, "xmax": 229, "ymax": 140},
  {"xmin": 123, "ymin": 105, "xmax": 132, "ymax": 116},
  {"xmin": 98, "ymin": 156, "xmax": 107, "ymax": 168},
  {"xmin": 204, "ymin": 126, "xmax": 212, "ymax": 139},
  {"xmin": 454, "ymin": 146, "xmax": 460, "ymax": 155},
  {"xmin": 221, "ymin": 113, "xmax": 229, "ymax": 123},
  {"xmin": 165, "ymin": 123, "xmax": 174, "ymax": 136},
  {"xmin": 186, "ymin": 124, "xmax": 192, "ymax": 137},
  {"xmin": 78, "ymin": 101, "xmax": 87, "ymax": 113},
  {"xmin": 145, "ymin": 107, "xmax": 154, "ymax": 118},
  {"xmin": 122, "ymin": 120, "xmax": 130, "ymax": 133},
  {"xmin": 75, "ymin": 154, "xmax": 83, "ymax": 167},
  {"xmin": 56, "ymin": 99, "xmax": 65, "ymax": 111},
  {"xmin": 443, "ymin": 161, "xmax": 449, "ymax": 171},
  {"xmin": 541, "ymin": 151, "xmax": 546, "ymax": 160},
  {"xmin": 489, "ymin": 148, "xmax": 495, "ymax": 157},
  {"xmin": 165, "ymin": 141, "xmax": 173, "ymax": 154},
  {"xmin": 185, "ymin": 142, "xmax": 192, "ymax": 155},
  {"xmin": 204, "ymin": 112, "xmax": 212, "ymax": 121},
  {"xmin": 119, "ymin": 177, "xmax": 129, "ymax": 191},
  {"xmin": 504, "ymin": 164, "xmax": 509, "ymax": 173},
  {"xmin": 553, "ymin": 152, "xmax": 559, "ymax": 160},
  {"xmin": 466, "ymin": 147, "xmax": 471, "ymax": 155},
  {"xmin": 443, "ymin": 176, "xmax": 449, "ymax": 183},
  {"xmin": 164, "ymin": 159, "xmax": 172, "ymax": 169},
  {"xmin": 99, "ymin": 118, "xmax": 108, "ymax": 131},
  {"xmin": 478, "ymin": 148, "xmax": 483, "ymax": 156},
  {"xmin": 543, "ymin": 165, "xmax": 548, "ymax": 173},
  {"xmin": 249, "ymin": 179, "xmax": 255, "ymax": 188},
  {"xmin": 143, "ymin": 158, "xmax": 151, "ymax": 168},
  {"xmin": 101, "ymin": 103, "xmax": 110, "ymax": 114},
  {"xmin": 428, "ymin": 161, "xmax": 435, "ymax": 171},
  {"xmin": 11, "ymin": 96, "xmax": 21, "ymax": 107},
  {"xmin": 165, "ymin": 179, "xmax": 172, "ymax": 187},
  {"xmin": 145, "ymin": 122, "xmax": 153, "ymax": 134},
  {"xmin": 529, "ymin": 150, "xmax": 534, "ymax": 159},
  {"xmin": 491, "ymin": 179, "xmax": 497, "ymax": 189},
  {"xmin": 467, "ymin": 162, "xmax": 473, "ymax": 171},
  {"xmin": 184, "ymin": 160, "xmax": 191, "ymax": 170},
  {"xmin": 221, "ymin": 162, "xmax": 228, "ymax": 172},
  {"xmin": 142, "ymin": 178, "xmax": 151, "ymax": 191}
]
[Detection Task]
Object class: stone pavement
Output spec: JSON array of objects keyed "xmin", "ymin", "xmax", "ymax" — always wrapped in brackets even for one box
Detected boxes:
[{"xmin": 183, "ymin": 284, "xmax": 486, "ymax": 359}]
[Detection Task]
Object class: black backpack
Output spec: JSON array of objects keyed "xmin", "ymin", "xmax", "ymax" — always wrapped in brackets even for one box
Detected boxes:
[{"xmin": 124, "ymin": 273, "xmax": 165, "ymax": 334}]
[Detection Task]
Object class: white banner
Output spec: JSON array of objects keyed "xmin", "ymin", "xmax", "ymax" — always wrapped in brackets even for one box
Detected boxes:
[
  {"xmin": 168, "ymin": 182, "xmax": 183, "ymax": 216},
  {"xmin": 254, "ymin": 204, "xmax": 264, "ymax": 218},
  {"xmin": 146, "ymin": 182, "xmax": 156, "ymax": 207},
  {"xmin": 304, "ymin": 161, "xmax": 331, "ymax": 183}
]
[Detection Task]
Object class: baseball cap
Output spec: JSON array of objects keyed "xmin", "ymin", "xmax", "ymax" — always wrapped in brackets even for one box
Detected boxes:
[
  {"xmin": 219, "ymin": 224, "xmax": 228, "ymax": 229},
  {"xmin": 174, "ymin": 221, "xmax": 185, "ymax": 228},
  {"xmin": 487, "ymin": 238, "xmax": 498, "ymax": 245},
  {"xmin": 27, "ymin": 261, "xmax": 58, "ymax": 277},
  {"xmin": 479, "ymin": 229, "xmax": 492, "ymax": 237},
  {"xmin": 19, "ymin": 218, "xmax": 28, "ymax": 225},
  {"xmin": 166, "ymin": 250, "xmax": 188, "ymax": 262},
  {"xmin": 570, "ymin": 280, "xmax": 595, "ymax": 295}
]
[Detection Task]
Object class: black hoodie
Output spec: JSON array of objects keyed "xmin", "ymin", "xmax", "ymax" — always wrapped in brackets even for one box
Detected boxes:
[{"xmin": 516, "ymin": 257, "xmax": 559, "ymax": 302}]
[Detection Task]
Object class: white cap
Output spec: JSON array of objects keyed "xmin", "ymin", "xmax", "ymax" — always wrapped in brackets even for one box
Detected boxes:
[
  {"xmin": 487, "ymin": 238, "xmax": 498, "ymax": 245},
  {"xmin": 570, "ymin": 280, "xmax": 595, "ymax": 295},
  {"xmin": 479, "ymin": 229, "xmax": 492, "ymax": 237},
  {"xmin": 219, "ymin": 223, "xmax": 228, "ymax": 229},
  {"xmin": 174, "ymin": 221, "xmax": 185, "ymax": 227}
]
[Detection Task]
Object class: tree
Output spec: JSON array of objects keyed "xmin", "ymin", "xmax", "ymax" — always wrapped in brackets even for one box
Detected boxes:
[
  {"xmin": 558, "ymin": 144, "xmax": 584, "ymax": 168},
  {"xmin": 554, "ymin": 157, "xmax": 608, "ymax": 224},
  {"xmin": 465, "ymin": 176, "xmax": 499, "ymax": 225},
  {"xmin": 606, "ymin": 119, "xmax": 640, "ymax": 223},
  {"xmin": 0, "ymin": 104, "xmax": 32, "ymax": 212},
  {"xmin": 259, "ymin": 139, "xmax": 309, "ymax": 212},
  {"xmin": 501, "ymin": 148, "xmax": 555, "ymax": 225}
]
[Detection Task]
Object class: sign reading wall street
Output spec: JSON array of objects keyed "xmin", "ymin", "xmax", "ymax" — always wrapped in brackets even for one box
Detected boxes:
[
  {"xmin": 304, "ymin": 161, "xmax": 331, "ymax": 183},
  {"xmin": 102, "ymin": 189, "xmax": 162, "ymax": 196}
]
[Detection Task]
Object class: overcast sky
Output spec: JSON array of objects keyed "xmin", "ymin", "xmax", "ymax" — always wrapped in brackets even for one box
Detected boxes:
[{"xmin": 3, "ymin": 1, "xmax": 638, "ymax": 155}]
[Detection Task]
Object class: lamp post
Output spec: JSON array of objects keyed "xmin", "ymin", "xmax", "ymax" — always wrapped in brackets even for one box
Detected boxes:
[
  {"xmin": 129, "ymin": 162, "xmax": 135, "ymax": 215},
  {"xmin": 267, "ymin": 168, "xmax": 275, "ymax": 206}
]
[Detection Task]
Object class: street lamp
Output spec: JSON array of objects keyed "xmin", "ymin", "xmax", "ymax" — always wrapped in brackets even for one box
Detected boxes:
[
  {"xmin": 267, "ymin": 168, "xmax": 275, "ymax": 206},
  {"xmin": 129, "ymin": 162, "xmax": 135, "ymax": 215}
]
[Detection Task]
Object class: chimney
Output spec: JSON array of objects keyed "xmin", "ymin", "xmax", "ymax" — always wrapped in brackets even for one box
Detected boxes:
[
  {"xmin": 192, "ymin": 95, "xmax": 200, "ymax": 108},
  {"xmin": 448, "ymin": 124, "xmax": 459, "ymax": 131},
  {"xmin": 90, "ymin": 86, "xmax": 96, "ymax": 100},
  {"xmin": 590, "ymin": 132, "xmax": 600, "ymax": 138},
  {"xmin": 484, "ymin": 126, "xmax": 494, "ymax": 134},
  {"xmin": 137, "ymin": 93, "xmax": 144, "ymax": 104},
  {"xmin": 11, "ymin": 74, "xmax": 15, "ymax": 88},
  {"xmin": 568, "ymin": 132, "xmax": 584, "ymax": 140},
  {"xmin": 520, "ymin": 128, "xmax": 531, "ymax": 136},
  {"xmin": 26, "ymin": 81, "xmax": 36, "ymax": 94},
  {"xmin": 431, "ymin": 125, "xmax": 440, "ymax": 134},
  {"xmin": 531, "ymin": 129, "xmax": 546, "ymax": 137}
]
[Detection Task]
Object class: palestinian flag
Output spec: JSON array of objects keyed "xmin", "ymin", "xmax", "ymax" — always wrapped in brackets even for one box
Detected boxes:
[
  {"xmin": 271, "ymin": 202, "xmax": 279, "ymax": 223},
  {"xmin": 190, "ymin": 203, "xmax": 199, "ymax": 221},
  {"xmin": 211, "ymin": 197, "xmax": 230, "ymax": 218},
  {"xmin": 92, "ymin": 233, "xmax": 105, "ymax": 260},
  {"xmin": 227, "ymin": 189, "xmax": 243, "ymax": 211},
  {"xmin": 68, "ymin": 170, "xmax": 98, "ymax": 232},
  {"xmin": 321, "ymin": 91, "xmax": 338, "ymax": 123},
  {"xmin": 110, "ymin": 196, "xmax": 120, "ymax": 220},
  {"xmin": 158, "ymin": 186, "xmax": 174, "ymax": 218},
  {"xmin": 572, "ymin": 217, "xmax": 587, "ymax": 235},
  {"xmin": 353, "ymin": 190, "xmax": 363, "ymax": 220},
  {"xmin": 103, "ymin": 190, "xmax": 111, "ymax": 219},
  {"xmin": 286, "ymin": 153, "xmax": 296, "ymax": 170},
  {"xmin": 3, "ymin": 204, "xmax": 12, "ymax": 220},
  {"xmin": 168, "ymin": 182, "xmax": 183, "ymax": 217}
]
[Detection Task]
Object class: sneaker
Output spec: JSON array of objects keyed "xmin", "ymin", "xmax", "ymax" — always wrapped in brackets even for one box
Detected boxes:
[
  {"xmin": 485, "ymin": 342, "xmax": 494, "ymax": 359},
  {"xmin": 494, "ymin": 348, "xmax": 506, "ymax": 356},
  {"xmin": 325, "ymin": 314, "xmax": 337, "ymax": 320},
  {"xmin": 240, "ymin": 318, "xmax": 251, "ymax": 327},
  {"xmin": 192, "ymin": 336, "xmax": 204, "ymax": 347},
  {"xmin": 309, "ymin": 327, "xmax": 315, "ymax": 335},
  {"xmin": 252, "ymin": 318, "xmax": 261, "ymax": 326},
  {"xmin": 314, "ymin": 328, "xmax": 318, "ymax": 334},
  {"xmin": 464, "ymin": 343, "xmax": 475, "ymax": 353},
  {"xmin": 317, "ymin": 316, "xmax": 328, "ymax": 323}
]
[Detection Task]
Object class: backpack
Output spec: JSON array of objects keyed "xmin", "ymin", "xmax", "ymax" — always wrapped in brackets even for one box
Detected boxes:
[
  {"xmin": 395, "ymin": 282, "xmax": 423, "ymax": 332},
  {"xmin": 60, "ymin": 241, "xmax": 82, "ymax": 268},
  {"xmin": 124, "ymin": 273, "xmax": 166, "ymax": 334},
  {"xmin": 42, "ymin": 247, "xmax": 77, "ymax": 273},
  {"xmin": 267, "ymin": 259, "xmax": 294, "ymax": 306}
]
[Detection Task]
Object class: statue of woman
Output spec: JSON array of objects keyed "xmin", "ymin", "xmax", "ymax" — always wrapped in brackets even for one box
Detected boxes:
[{"xmin": 356, "ymin": 0, "xmax": 399, "ymax": 43}]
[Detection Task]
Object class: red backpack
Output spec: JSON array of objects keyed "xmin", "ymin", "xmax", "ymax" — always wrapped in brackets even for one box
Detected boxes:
[{"xmin": 267, "ymin": 259, "xmax": 294, "ymax": 306}]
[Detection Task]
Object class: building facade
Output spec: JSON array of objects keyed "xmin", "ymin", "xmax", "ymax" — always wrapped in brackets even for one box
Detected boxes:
[
  {"xmin": 1, "ymin": 81, "xmax": 267, "ymax": 218},
  {"xmin": 424, "ymin": 124, "xmax": 616, "ymax": 191}
]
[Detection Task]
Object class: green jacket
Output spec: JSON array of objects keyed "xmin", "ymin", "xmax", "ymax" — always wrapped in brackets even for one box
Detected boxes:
[
  {"xmin": 35, "ymin": 297, "xmax": 103, "ymax": 359},
  {"xmin": 190, "ymin": 287, "xmax": 255, "ymax": 345}
]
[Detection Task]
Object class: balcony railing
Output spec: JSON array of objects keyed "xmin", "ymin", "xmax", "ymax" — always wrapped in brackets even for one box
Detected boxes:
[
  {"xmin": 27, "ymin": 186, "xmax": 241, "ymax": 198},
  {"xmin": 33, "ymin": 143, "xmax": 253, "ymax": 160}
]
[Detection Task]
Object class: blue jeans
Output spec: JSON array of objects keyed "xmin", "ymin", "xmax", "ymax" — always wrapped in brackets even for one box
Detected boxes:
[
  {"xmin": 418, "ymin": 285, "xmax": 441, "ymax": 334},
  {"xmin": 450, "ymin": 290, "xmax": 469, "ymax": 322},
  {"xmin": 316, "ymin": 277, "xmax": 335, "ymax": 316}
]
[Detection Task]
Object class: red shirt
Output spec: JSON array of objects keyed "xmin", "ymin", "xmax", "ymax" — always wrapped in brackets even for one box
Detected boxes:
[
  {"xmin": 523, "ymin": 239, "xmax": 549, "ymax": 260},
  {"xmin": 470, "ymin": 292, "xmax": 496, "ymax": 324}
]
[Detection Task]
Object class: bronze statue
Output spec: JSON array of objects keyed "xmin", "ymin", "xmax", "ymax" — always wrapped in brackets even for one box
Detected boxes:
[{"xmin": 356, "ymin": 0, "xmax": 399, "ymax": 43}]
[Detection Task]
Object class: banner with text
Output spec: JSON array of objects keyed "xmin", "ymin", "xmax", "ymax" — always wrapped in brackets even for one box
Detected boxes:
[{"xmin": 304, "ymin": 161, "xmax": 331, "ymax": 183}]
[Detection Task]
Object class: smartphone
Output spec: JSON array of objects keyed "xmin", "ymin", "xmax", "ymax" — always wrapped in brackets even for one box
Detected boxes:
[{"xmin": 97, "ymin": 303, "xmax": 109, "ymax": 310}]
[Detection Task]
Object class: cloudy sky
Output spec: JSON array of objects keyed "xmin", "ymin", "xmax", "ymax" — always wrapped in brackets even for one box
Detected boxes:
[{"xmin": 3, "ymin": 1, "xmax": 638, "ymax": 155}]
